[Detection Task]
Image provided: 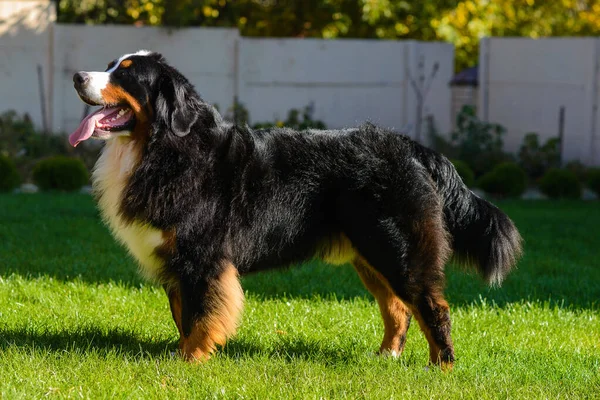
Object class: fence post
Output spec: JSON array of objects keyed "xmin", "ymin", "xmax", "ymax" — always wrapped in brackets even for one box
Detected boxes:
[{"xmin": 478, "ymin": 37, "xmax": 490, "ymax": 122}]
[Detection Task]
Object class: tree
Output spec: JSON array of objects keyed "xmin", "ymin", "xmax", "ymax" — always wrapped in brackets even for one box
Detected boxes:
[{"xmin": 433, "ymin": 0, "xmax": 600, "ymax": 68}]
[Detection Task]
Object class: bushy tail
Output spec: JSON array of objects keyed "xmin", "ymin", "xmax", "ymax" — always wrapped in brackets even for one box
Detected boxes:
[{"xmin": 412, "ymin": 144, "xmax": 523, "ymax": 286}]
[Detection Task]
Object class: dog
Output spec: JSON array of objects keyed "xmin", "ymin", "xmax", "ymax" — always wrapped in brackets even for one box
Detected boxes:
[{"xmin": 69, "ymin": 50, "xmax": 522, "ymax": 368}]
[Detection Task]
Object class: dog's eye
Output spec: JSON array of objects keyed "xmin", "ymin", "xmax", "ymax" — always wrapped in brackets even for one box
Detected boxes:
[
  {"xmin": 113, "ymin": 69, "xmax": 126, "ymax": 78},
  {"xmin": 106, "ymin": 60, "xmax": 116, "ymax": 71}
]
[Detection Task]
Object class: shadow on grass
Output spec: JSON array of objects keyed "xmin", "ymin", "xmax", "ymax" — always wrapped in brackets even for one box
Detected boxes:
[
  {"xmin": 2, "ymin": 195, "xmax": 599, "ymax": 309},
  {"xmin": 0, "ymin": 326, "xmax": 174, "ymax": 359},
  {"xmin": 0, "ymin": 325, "xmax": 400, "ymax": 366},
  {"xmin": 221, "ymin": 335, "xmax": 420, "ymax": 366}
]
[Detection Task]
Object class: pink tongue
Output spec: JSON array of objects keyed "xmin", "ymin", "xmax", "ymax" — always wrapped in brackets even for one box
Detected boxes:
[{"xmin": 69, "ymin": 107, "xmax": 119, "ymax": 147}]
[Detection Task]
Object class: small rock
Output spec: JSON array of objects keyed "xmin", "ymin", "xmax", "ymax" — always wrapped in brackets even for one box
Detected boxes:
[
  {"xmin": 521, "ymin": 188, "xmax": 548, "ymax": 200},
  {"xmin": 470, "ymin": 188, "xmax": 486, "ymax": 199},
  {"xmin": 80, "ymin": 185, "xmax": 93, "ymax": 194},
  {"xmin": 582, "ymin": 188, "xmax": 598, "ymax": 201},
  {"xmin": 19, "ymin": 183, "xmax": 39, "ymax": 194}
]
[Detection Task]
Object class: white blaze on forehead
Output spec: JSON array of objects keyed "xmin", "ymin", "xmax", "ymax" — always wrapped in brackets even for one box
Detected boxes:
[
  {"xmin": 85, "ymin": 50, "xmax": 154, "ymax": 103},
  {"xmin": 107, "ymin": 49, "xmax": 153, "ymax": 73}
]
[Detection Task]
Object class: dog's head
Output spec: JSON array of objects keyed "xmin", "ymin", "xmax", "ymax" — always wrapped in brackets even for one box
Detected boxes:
[{"xmin": 70, "ymin": 50, "xmax": 208, "ymax": 147}]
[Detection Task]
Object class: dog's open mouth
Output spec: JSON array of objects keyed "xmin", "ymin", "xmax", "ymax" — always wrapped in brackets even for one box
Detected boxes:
[{"xmin": 69, "ymin": 106, "xmax": 135, "ymax": 147}]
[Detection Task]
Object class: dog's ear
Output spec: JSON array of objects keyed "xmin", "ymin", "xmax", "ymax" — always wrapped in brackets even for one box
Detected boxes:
[{"xmin": 155, "ymin": 75, "xmax": 198, "ymax": 137}]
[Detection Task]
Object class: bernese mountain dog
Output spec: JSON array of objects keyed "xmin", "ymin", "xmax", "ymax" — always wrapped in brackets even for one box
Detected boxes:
[{"xmin": 69, "ymin": 50, "xmax": 522, "ymax": 369}]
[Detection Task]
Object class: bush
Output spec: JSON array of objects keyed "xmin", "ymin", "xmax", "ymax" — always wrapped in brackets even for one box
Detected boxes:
[
  {"xmin": 477, "ymin": 162, "xmax": 527, "ymax": 198},
  {"xmin": 33, "ymin": 156, "xmax": 89, "ymax": 191},
  {"xmin": 539, "ymin": 168, "xmax": 581, "ymax": 199},
  {"xmin": 430, "ymin": 105, "xmax": 512, "ymax": 177},
  {"xmin": 252, "ymin": 103, "xmax": 326, "ymax": 130},
  {"xmin": 586, "ymin": 168, "xmax": 600, "ymax": 196},
  {"xmin": 451, "ymin": 159, "xmax": 475, "ymax": 187},
  {"xmin": 0, "ymin": 155, "xmax": 20, "ymax": 192},
  {"xmin": 518, "ymin": 133, "xmax": 561, "ymax": 181},
  {"xmin": 0, "ymin": 110, "xmax": 99, "ymax": 182},
  {"xmin": 565, "ymin": 161, "xmax": 588, "ymax": 184}
]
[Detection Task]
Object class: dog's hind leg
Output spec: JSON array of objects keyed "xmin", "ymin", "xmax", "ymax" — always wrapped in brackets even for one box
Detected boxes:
[
  {"xmin": 163, "ymin": 283, "xmax": 184, "ymax": 339},
  {"xmin": 177, "ymin": 261, "xmax": 245, "ymax": 362},
  {"xmin": 405, "ymin": 289, "xmax": 454, "ymax": 370},
  {"xmin": 343, "ymin": 196, "xmax": 455, "ymax": 368},
  {"xmin": 353, "ymin": 257, "xmax": 412, "ymax": 357},
  {"xmin": 390, "ymin": 214, "xmax": 455, "ymax": 370}
]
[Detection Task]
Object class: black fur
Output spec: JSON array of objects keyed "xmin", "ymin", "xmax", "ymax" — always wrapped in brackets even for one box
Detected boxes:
[
  {"xmin": 86, "ymin": 52, "xmax": 523, "ymax": 363},
  {"xmin": 411, "ymin": 145, "xmax": 523, "ymax": 285}
]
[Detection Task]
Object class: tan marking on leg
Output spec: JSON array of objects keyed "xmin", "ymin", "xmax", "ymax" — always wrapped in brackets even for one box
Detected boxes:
[
  {"xmin": 353, "ymin": 257, "xmax": 411, "ymax": 356},
  {"xmin": 165, "ymin": 285, "xmax": 183, "ymax": 338},
  {"xmin": 180, "ymin": 262, "xmax": 245, "ymax": 362},
  {"xmin": 408, "ymin": 295, "xmax": 454, "ymax": 371}
]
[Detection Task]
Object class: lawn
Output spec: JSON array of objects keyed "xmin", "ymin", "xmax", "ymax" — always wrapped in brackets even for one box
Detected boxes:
[{"xmin": 1, "ymin": 194, "xmax": 599, "ymax": 399}]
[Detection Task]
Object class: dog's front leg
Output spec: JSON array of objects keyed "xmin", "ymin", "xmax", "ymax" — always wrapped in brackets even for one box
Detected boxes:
[{"xmin": 172, "ymin": 261, "xmax": 244, "ymax": 362}]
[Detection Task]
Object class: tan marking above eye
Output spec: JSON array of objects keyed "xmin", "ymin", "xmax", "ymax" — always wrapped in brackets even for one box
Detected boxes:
[{"xmin": 120, "ymin": 59, "xmax": 133, "ymax": 68}]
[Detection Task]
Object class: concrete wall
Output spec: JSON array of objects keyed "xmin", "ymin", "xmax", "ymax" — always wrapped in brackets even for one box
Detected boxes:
[
  {"xmin": 0, "ymin": 0, "xmax": 55, "ymax": 130},
  {"xmin": 479, "ymin": 37, "xmax": 600, "ymax": 166},
  {"xmin": 239, "ymin": 39, "xmax": 454, "ymax": 140},
  {"xmin": 0, "ymin": 8, "xmax": 455, "ymax": 141}
]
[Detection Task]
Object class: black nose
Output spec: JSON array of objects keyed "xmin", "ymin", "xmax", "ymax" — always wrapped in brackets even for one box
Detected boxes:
[{"xmin": 73, "ymin": 72, "xmax": 90, "ymax": 86}]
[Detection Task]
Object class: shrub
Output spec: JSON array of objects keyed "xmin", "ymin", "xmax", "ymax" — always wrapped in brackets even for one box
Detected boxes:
[
  {"xmin": 0, "ymin": 110, "xmax": 91, "ymax": 181},
  {"xmin": 252, "ymin": 103, "xmax": 326, "ymax": 130},
  {"xmin": 565, "ymin": 161, "xmax": 588, "ymax": 184},
  {"xmin": 586, "ymin": 168, "xmax": 600, "ymax": 196},
  {"xmin": 33, "ymin": 156, "xmax": 89, "ymax": 191},
  {"xmin": 539, "ymin": 168, "xmax": 581, "ymax": 199},
  {"xmin": 477, "ymin": 162, "xmax": 527, "ymax": 198},
  {"xmin": 431, "ymin": 105, "xmax": 512, "ymax": 177},
  {"xmin": 0, "ymin": 155, "xmax": 20, "ymax": 192},
  {"xmin": 451, "ymin": 159, "xmax": 475, "ymax": 187},
  {"xmin": 518, "ymin": 133, "xmax": 561, "ymax": 181}
]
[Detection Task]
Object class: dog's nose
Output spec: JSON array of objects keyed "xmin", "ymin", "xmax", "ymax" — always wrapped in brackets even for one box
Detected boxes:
[{"xmin": 73, "ymin": 72, "xmax": 90, "ymax": 87}]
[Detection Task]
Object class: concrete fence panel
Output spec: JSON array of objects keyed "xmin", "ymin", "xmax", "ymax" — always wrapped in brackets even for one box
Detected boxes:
[
  {"xmin": 0, "ymin": 0, "xmax": 55, "ymax": 130},
  {"xmin": 239, "ymin": 38, "xmax": 454, "ymax": 138},
  {"xmin": 479, "ymin": 37, "xmax": 600, "ymax": 165}
]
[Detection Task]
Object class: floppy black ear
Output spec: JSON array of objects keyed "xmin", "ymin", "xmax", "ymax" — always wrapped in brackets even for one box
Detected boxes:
[{"xmin": 155, "ymin": 76, "xmax": 198, "ymax": 137}]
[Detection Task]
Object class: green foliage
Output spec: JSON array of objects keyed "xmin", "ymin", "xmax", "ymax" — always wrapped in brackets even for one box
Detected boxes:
[
  {"xmin": 450, "ymin": 105, "xmax": 511, "ymax": 178},
  {"xmin": 451, "ymin": 159, "xmax": 475, "ymax": 188},
  {"xmin": 0, "ymin": 155, "xmax": 20, "ymax": 192},
  {"xmin": 224, "ymin": 100, "xmax": 251, "ymax": 127},
  {"xmin": 0, "ymin": 110, "xmax": 100, "ymax": 182},
  {"xmin": 252, "ymin": 103, "xmax": 327, "ymax": 130},
  {"xmin": 565, "ymin": 160, "xmax": 588, "ymax": 184},
  {"xmin": 433, "ymin": 0, "xmax": 600, "ymax": 69},
  {"xmin": 0, "ymin": 110, "xmax": 39, "ymax": 156},
  {"xmin": 587, "ymin": 168, "xmax": 600, "ymax": 196},
  {"xmin": 518, "ymin": 133, "xmax": 561, "ymax": 181},
  {"xmin": 539, "ymin": 168, "xmax": 582, "ymax": 199},
  {"xmin": 477, "ymin": 162, "xmax": 527, "ymax": 198},
  {"xmin": 33, "ymin": 157, "xmax": 90, "ymax": 192}
]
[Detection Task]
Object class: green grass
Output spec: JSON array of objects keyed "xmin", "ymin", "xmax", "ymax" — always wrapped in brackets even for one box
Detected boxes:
[{"xmin": 1, "ymin": 194, "xmax": 599, "ymax": 399}]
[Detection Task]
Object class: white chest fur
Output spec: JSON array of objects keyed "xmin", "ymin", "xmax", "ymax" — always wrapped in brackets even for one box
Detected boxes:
[{"xmin": 92, "ymin": 139, "xmax": 165, "ymax": 281}]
